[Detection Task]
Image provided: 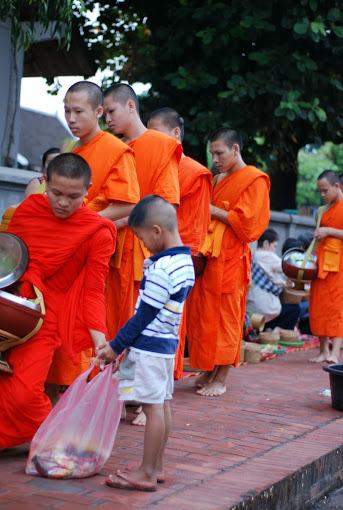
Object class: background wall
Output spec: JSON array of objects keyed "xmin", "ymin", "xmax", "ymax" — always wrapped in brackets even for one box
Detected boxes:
[{"xmin": 0, "ymin": 167, "xmax": 316, "ymax": 244}]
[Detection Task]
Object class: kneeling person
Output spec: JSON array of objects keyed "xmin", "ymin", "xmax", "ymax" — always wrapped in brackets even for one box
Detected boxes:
[
  {"xmin": 96, "ymin": 195, "xmax": 195, "ymax": 491},
  {"xmin": 0, "ymin": 153, "xmax": 116, "ymax": 448}
]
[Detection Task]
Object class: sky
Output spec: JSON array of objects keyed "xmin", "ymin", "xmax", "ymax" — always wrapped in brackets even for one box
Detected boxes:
[{"xmin": 20, "ymin": 75, "xmax": 149, "ymax": 129}]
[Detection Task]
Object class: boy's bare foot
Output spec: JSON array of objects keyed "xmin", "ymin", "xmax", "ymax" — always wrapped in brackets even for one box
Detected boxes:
[
  {"xmin": 131, "ymin": 410, "xmax": 146, "ymax": 426},
  {"xmin": 309, "ymin": 353, "xmax": 330, "ymax": 363},
  {"xmin": 194, "ymin": 371, "xmax": 213, "ymax": 388},
  {"xmin": 196, "ymin": 381, "xmax": 227, "ymax": 397},
  {"xmin": 106, "ymin": 469, "xmax": 156, "ymax": 492}
]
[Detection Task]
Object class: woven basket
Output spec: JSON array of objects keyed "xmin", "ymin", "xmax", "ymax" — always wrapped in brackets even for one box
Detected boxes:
[
  {"xmin": 259, "ymin": 331, "xmax": 280, "ymax": 345},
  {"xmin": 244, "ymin": 342, "xmax": 261, "ymax": 363},
  {"xmin": 279, "ymin": 329, "xmax": 298, "ymax": 341}
]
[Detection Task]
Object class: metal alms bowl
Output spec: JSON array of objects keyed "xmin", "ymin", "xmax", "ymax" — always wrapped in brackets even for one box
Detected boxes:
[
  {"xmin": 282, "ymin": 247, "xmax": 317, "ymax": 282},
  {"xmin": 0, "ymin": 232, "xmax": 28, "ymax": 289}
]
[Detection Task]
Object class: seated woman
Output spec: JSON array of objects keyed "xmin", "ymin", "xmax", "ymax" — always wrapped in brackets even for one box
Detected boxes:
[
  {"xmin": 24, "ymin": 147, "xmax": 60, "ymax": 197},
  {"xmin": 247, "ymin": 229, "xmax": 301, "ymax": 331}
]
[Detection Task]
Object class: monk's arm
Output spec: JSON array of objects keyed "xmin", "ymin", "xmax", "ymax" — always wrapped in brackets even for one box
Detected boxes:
[
  {"xmin": 98, "ymin": 201, "xmax": 135, "ymax": 223},
  {"xmin": 315, "ymin": 227, "xmax": 343, "ymax": 240},
  {"xmin": 211, "ymin": 178, "xmax": 270, "ymax": 242},
  {"xmin": 210, "ymin": 204, "xmax": 229, "ymax": 224}
]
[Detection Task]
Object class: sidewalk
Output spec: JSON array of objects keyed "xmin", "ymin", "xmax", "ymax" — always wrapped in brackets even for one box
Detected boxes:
[{"xmin": 1, "ymin": 350, "xmax": 342, "ymax": 510}]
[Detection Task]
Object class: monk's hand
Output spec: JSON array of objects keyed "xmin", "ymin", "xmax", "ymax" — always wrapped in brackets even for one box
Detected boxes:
[{"xmin": 314, "ymin": 227, "xmax": 330, "ymax": 240}]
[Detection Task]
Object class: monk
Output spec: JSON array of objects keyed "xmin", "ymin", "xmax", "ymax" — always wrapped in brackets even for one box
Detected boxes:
[
  {"xmin": 187, "ymin": 128, "xmax": 270, "ymax": 396},
  {"xmin": 46, "ymin": 81, "xmax": 139, "ymax": 388},
  {"xmin": 147, "ymin": 107, "xmax": 212, "ymax": 379},
  {"xmin": 0, "ymin": 153, "xmax": 115, "ymax": 448},
  {"xmin": 103, "ymin": 83, "xmax": 181, "ymax": 424},
  {"xmin": 103, "ymin": 83, "xmax": 181, "ymax": 283},
  {"xmin": 309, "ymin": 170, "xmax": 343, "ymax": 364}
]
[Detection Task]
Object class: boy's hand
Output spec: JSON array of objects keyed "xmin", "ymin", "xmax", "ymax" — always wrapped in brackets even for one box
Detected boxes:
[{"xmin": 95, "ymin": 343, "xmax": 117, "ymax": 362}]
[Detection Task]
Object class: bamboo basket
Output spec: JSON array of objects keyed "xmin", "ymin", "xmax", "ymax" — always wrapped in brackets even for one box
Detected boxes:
[
  {"xmin": 244, "ymin": 342, "xmax": 261, "ymax": 363},
  {"xmin": 259, "ymin": 331, "xmax": 280, "ymax": 345}
]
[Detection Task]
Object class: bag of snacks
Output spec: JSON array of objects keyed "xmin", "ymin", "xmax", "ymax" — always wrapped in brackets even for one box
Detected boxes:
[{"xmin": 26, "ymin": 364, "xmax": 122, "ymax": 479}]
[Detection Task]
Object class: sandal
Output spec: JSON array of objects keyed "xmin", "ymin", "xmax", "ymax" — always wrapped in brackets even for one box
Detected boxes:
[{"xmin": 105, "ymin": 471, "xmax": 157, "ymax": 492}]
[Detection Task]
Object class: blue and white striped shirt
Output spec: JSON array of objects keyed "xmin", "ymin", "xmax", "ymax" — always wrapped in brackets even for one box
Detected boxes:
[{"xmin": 110, "ymin": 246, "xmax": 195, "ymax": 357}]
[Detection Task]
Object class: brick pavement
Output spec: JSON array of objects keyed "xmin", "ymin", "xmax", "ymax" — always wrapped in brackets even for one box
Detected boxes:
[{"xmin": 0, "ymin": 350, "xmax": 342, "ymax": 509}]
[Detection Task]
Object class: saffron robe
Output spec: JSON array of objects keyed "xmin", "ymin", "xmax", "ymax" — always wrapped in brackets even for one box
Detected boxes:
[
  {"xmin": 310, "ymin": 199, "xmax": 343, "ymax": 337},
  {"xmin": 0, "ymin": 195, "xmax": 115, "ymax": 447},
  {"xmin": 73, "ymin": 130, "xmax": 139, "ymax": 338},
  {"xmin": 177, "ymin": 155, "xmax": 212, "ymax": 255},
  {"xmin": 174, "ymin": 155, "xmax": 212, "ymax": 379},
  {"xmin": 188, "ymin": 166, "xmax": 270, "ymax": 371},
  {"xmin": 128, "ymin": 129, "xmax": 182, "ymax": 282}
]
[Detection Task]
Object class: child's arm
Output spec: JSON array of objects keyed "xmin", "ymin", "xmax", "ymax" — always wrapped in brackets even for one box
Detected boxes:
[
  {"xmin": 110, "ymin": 301, "xmax": 160, "ymax": 354},
  {"xmin": 95, "ymin": 301, "xmax": 159, "ymax": 363}
]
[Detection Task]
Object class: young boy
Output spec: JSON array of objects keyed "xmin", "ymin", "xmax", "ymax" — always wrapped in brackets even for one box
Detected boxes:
[{"xmin": 95, "ymin": 195, "xmax": 195, "ymax": 492}]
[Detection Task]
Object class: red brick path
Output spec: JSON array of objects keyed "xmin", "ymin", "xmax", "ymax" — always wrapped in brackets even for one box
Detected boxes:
[{"xmin": 0, "ymin": 350, "xmax": 342, "ymax": 509}]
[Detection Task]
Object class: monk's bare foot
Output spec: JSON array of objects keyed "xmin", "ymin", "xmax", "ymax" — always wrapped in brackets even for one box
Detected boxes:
[
  {"xmin": 131, "ymin": 410, "xmax": 146, "ymax": 426},
  {"xmin": 196, "ymin": 381, "xmax": 227, "ymax": 397},
  {"xmin": 326, "ymin": 354, "xmax": 340, "ymax": 364},
  {"xmin": 309, "ymin": 352, "xmax": 329, "ymax": 363},
  {"xmin": 134, "ymin": 405, "xmax": 142, "ymax": 414},
  {"xmin": 194, "ymin": 371, "xmax": 213, "ymax": 389}
]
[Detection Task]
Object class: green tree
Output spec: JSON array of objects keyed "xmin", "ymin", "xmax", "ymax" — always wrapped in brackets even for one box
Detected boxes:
[
  {"xmin": 0, "ymin": 1, "xmax": 75, "ymax": 49},
  {"xmin": 82, "ymin": 0, "xmax": 343, "ymax": 210}
]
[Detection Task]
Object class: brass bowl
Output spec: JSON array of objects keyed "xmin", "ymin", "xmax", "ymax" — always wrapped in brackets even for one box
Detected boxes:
[
  {"xmin": 282, "ymin": 247, "xmax": 317, "ymax": 282},
  {"xmin": 0, "ymin": 290, "xmax": 43, "ymax": 345}
]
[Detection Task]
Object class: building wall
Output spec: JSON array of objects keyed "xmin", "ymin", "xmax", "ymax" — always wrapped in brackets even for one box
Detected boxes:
[
  {"xmin": 0, "ymin": 22, "xmax": 24, "ymax": 167},
  {"xmin": 0, "ymin": 166, "xmax": 38, "ymax": 212}
]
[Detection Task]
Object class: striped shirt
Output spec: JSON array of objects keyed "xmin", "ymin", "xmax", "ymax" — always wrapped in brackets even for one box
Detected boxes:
[{"xmin": 110, "ymin": 246, "xmax": 195, "ymax": 357}]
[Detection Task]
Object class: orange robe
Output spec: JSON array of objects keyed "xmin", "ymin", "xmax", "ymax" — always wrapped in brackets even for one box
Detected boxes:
[
  {"xmin": 47, "ymin": 132, "xmax": 139, "ymax": 385},
  {"xmin": 0, "ymin": 195, "xmax": 115, "ymax": 447},
  {"xmin": 188, "ymin": 166, "xmax": 270, "ymax": 371},
  {"xmin": 128, "ymin": 129, "xmax": 182, "ymax": 283},
  {"xmin": 174, "ymin": 155, "xmax": 212, "ymax": 379},
  {"xmin": 310, "ymin": 199, "xmax": 343, "ymax": 337},
  {"xmin": 0, "ymin": 206, "xmax": 17, "ymax": 231}
]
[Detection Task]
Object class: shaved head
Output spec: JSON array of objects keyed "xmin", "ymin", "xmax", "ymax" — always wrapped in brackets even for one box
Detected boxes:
[
  {"xmin": 209, "ymin": 127, "xmax": 243, "ymax": 150},
  {"xmin": 66, "ymin": 81, "xmax": 103, "ymax": 109},
  {"xmin": 317, "ymin": 169, "xmax": 340, "ymax": 185},
  {"xmin": 149, "ymin": 107, "xmax": 185, "ymax": 140},
  {"xmin": 129, "ymin": 195, "xmax": 177, "ymax": 232},
  {"xmin": 103, "ymin": 83, "xmax": 139, "ymax": 111}
]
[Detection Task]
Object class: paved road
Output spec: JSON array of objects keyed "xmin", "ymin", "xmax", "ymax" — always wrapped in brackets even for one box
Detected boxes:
[{"xmin": 311, "ymin": 485, "xmax": 343, "ymax": 509}]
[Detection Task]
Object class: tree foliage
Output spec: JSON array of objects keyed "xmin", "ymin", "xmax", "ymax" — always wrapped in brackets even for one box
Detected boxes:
[
  {"xmin": 0, "ymin": 0, "xmax": 76, "ymax": 49},
  {"xmin": 82, "ymin": 0, "xmax": 343, "ymax": 209}
]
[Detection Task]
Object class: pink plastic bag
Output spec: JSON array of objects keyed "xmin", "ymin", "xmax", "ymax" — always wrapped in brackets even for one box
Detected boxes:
[{"xmin": 26, "ymin": 364, "xmax": 122, "ymax": 479}]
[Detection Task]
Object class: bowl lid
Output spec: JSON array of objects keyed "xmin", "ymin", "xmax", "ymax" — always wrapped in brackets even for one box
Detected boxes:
[{"xmin": 0, "ymin": 233, "xmax": 28, "ymax": 289}]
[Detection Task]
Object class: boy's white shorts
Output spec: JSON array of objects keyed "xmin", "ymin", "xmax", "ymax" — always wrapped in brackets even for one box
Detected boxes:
[{"xmin": 115, "ymin": 349, "xmax": 174, "ymax": 404}]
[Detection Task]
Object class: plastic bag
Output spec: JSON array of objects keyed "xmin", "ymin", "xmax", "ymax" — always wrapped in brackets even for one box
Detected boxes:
[{"xmin": 26, "ymin": 364, "xmax": 122, "ymax": 479}]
